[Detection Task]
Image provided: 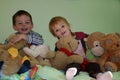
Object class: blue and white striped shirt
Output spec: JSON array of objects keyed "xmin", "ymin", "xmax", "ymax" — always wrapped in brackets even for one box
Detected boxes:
[{"xmin": 27, "ymin": 30, "xmax": 44, "ymax": 45}]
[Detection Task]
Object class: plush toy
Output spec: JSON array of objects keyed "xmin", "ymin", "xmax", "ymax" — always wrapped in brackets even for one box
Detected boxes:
[
  {"xmin": 6, "ymin": 34, "xmax": 43, "ymax": 67},
  {"xmin": 86, "ymin": 32, "xmax": 105, "ymax": 57},
  {"xmin": 23, "ymin": 45, "xmax": 51, "ymax": 66},
  {"xmin": 0, "ymin": 47, "xmax": 23, "ymax": 75},
  {"xmin": 40, "ymin": 36, "xmax": 83, "ymax": 70},
  {"xmin": 0, "ymin": 34, "xmax": 32, "ymax": 75},
  {"xmin": 23, "ymin": 45, "xmax": 50, "ymax": 58},
  {"xmin": 62, "ymin": 33, "xmax": 113, "ymax": 80},
  {"xmin": 97, "ymin": 33, "xmax": 120, "ymax": 72}
]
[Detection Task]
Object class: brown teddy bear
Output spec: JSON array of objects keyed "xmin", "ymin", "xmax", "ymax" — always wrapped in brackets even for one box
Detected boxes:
[
  {"xmin": 41, "ymin": 36, "xmax": 83, "ymax": 70},
  {"xmin": 0, "ymin": 34, "xmax": 39, "ymax": 75},
  {"xmin": 98, "ymin": 33, "xmax": 120, "ymax": 72},
  {"xmin": 0, "ymin": 34, "xmax": 28, "ymax": 75},
  {"xmin": 0, "ymin": 47, "xmax": 24, "ymax": 75},
  {"xmin": 6, "ymin": 34, "xmax": 42, "ymax": 67},
  {"xmin": 86, "ymin": 32, "xmax": 105, "ymax": 57}
]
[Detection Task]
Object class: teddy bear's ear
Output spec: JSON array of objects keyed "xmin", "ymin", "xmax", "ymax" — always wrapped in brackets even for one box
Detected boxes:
[
  {"xmin": 115, "ymin": 32, "xmax": 120, "ymax": 38},
  {"xmin": 100, "ymin": 35, "xmax": 106, "ymax": 47},
  {"xmin": 56, "ymin": 38, "xmax": 63, "ymax": 49}
]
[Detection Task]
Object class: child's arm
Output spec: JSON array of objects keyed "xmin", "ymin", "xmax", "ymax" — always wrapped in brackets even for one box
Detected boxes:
[{"xmin": 8, "ymin": 31, "xmax": 44, "ymax": 46}]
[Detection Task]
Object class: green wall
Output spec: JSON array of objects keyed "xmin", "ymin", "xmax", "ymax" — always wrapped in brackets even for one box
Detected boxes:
[{"xmin": 0, "ymin": 0, "xmax": 120, "ymax": 50}]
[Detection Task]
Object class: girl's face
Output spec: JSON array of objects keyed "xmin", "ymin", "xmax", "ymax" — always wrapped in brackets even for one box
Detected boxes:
[
  {"xmin": 13, "ymin": 15, "xmax": 33, "ymax": 34},
  {"xmin": 53, "ymin": 21, "xmax": 71, "ymax": 38}
]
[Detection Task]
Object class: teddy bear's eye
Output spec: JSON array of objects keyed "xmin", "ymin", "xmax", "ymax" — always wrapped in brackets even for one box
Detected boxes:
[
  {"xmin": 116, "ymin": 44, "xmax": 119, "ymax": 47},
  {"xmin": 67, "ymin": 42, "xmax": 70, "ymax": 45},
  {"xmin": 93, "ymin": 41, "xmax": 100, "ymax": 47}
]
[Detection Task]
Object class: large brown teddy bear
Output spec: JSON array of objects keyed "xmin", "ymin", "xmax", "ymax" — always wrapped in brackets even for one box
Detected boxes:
[
  {"xmin": 98, "ymin": 33, "xmax": 120, "ymax": 72},
  {"xmin": 0, "ymin": 34, "xmax": 39, "ymax": 75},
  {"xmin": 0, "ymin": 47, "xmax": 22, "ymax": 75},
  {"xmin": 0, "ymin": 34, "xmax": 27, "ymax": 75},
  {"xmin": 41, "ymin": 36, "xmax": 83, "ymax": 70}
]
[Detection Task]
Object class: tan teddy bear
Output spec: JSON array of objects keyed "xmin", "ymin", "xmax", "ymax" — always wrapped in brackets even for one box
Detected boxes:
[
  {"xmin": 41, "ymin": 36, "xmax": 83, "ymax": 70},
  {"xmin": 0, "ymin": 47, "xmax": 22, "ymax": 75},
  {"xmin": 0, "ymin": 34, "xmax": 40, "ymax": 75},
  {"xmin": 98, "ymin": 33, "xmax": 120, "ymax": 72}
]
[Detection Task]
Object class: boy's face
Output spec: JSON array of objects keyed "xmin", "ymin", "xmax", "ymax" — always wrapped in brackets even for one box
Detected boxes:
[
  {"xmin": 13, "ymin": 15, "xmax": 33, "ymax": 34},
  {"xmin": 52, "ymin": 21, "xmax": 71, "ymax": 38}
]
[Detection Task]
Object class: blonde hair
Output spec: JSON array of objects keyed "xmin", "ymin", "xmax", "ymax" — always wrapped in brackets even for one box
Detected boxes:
[{"xmin": 49, "ymin": 16, "xmax": 70, "ymax": 37}]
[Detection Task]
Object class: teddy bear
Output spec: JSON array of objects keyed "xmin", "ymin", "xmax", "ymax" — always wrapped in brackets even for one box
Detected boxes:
[
  {"xmin": 86, "ymin": 32, "xmax": 105, "ymax": 57},
  {"xmin": 62, "ymin": 33, "xmax": 113, "ymax": 80},
  {"xmin": 0, "ymin": 34, "xmax": 39, "ymax": 75},
  {"xmin": 6, "ymin": 34, "xmax": 43, "ymax": 67},
  {"xmin": 97, "ymin": 33, "xmax": 120, "ymax": 72},
  {"xmin": 0, "ymin": 47, "xmax": 24, "ymax": 75},
  {"xmin": 23, "ymin": 45, "xmax": 51, "ymax": 66},
  {"xmin": 38, "ymin": 36, "xmax": 84, "ymax": 70}
]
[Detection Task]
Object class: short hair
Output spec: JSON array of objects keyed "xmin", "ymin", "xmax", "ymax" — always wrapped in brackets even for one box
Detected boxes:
[
  {"xmin": 12, "ymin": 10, "xmax": 33, "ymax": 25},
  {"xmin": 49, "ymin": 16, "xmax": 70, "ymax": 37}
]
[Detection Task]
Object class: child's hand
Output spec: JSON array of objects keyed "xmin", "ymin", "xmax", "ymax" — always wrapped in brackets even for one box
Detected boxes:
[{"xmin": 10, "ymin": 34, "xmax": 27, "ymax": 43}]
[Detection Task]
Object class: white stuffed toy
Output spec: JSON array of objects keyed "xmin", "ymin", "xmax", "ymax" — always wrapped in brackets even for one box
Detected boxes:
[
  {"xmin": 23, "ymin": 45, "xmax": 51, "ymax": 66},
  {"xmin": 23, "ymin": 45, "xmax": 50, "ymax": 58}
]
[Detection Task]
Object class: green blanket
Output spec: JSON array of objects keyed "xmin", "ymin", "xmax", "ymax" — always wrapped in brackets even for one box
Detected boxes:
[{"xmin": 1, "ymin": 65, "xmax": 120, "ymax": 80}]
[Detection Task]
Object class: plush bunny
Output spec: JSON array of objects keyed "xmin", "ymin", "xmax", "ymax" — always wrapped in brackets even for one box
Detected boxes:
[{"xmin": 23, "ymin": 45, "xmax": 51, "ymax": 66}]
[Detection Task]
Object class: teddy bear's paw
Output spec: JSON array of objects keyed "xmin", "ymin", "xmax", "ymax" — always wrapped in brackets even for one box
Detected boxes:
[
  {"xmin": 67, "ymin": 55, "xmax": 83, "ymax": 64},
  {"xmin": 104, "ymin": 62, "xmax": 117, "ymax": 72},
  {"xmin": 66, "ymin": 68, "xmax": 77, "ymax": 80},
  {"xmin": 114, "ymin": 53, "xmax": 120, "ymax": 61},
  {"xmin": 97, "ymin": 71, "xmax": 113, "ymax": 80}
]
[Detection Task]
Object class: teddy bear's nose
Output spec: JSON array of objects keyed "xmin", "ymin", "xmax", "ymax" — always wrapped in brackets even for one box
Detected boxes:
[
  {"xmin": 96, "ymin": 45, "xmax": 99, "ymax": 47},
  {"xmin": 116, "ymin": 44, "xmax": 119, "ymax": 47}
]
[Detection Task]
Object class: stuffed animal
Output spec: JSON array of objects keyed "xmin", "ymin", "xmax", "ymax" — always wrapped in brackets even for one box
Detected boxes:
[
  {"xmin": 0, "ymin": 34, "xmax": 35, "ymax": 75},
  {"xmin": 62, "ymin": 33, "xmax": 113, "ymax": 80},
  {"xmin": 23, "ymin": 45, "xmax": 50, "ymax": 58},
  {"xmin": 0, "ymin": 47, "xmax": 22, "ymax": 75},
  {"xmin": 40, "ymin": 36, "xmax": 83, "ymax": 70},
  {"xmin": 86, "ymin": 32, "xmax": 105, "ymax": 57},
  {"xmin": 98, "ymin": 33, "xmax": 120, "ymax": 72},
  {"xmin": 23, "ymin": 45, "xmax": 51, "ymax": 66},
  {"xmin": 6, "ymin": 34, "xmax": 43, "ymax": 67}
]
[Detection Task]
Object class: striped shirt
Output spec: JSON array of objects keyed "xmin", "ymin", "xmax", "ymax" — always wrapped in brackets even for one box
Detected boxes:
[{"xmin": 27, "ymin": 30, "xmax": 44, "ymax": 45}]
